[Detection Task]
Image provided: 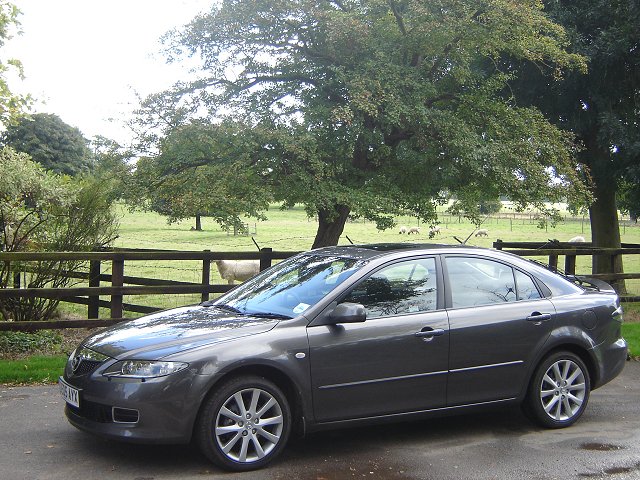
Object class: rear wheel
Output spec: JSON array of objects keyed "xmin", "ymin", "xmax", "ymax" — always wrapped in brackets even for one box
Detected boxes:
[
  {"xmin": 196, "ymin": 376, "xmax": 291, "ymax": 471},
  {"xmin": 524, "ymin": 351, "xmax": 590, "ymax": 428}
]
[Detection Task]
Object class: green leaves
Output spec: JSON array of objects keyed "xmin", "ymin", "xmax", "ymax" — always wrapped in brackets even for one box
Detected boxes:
[{"xmin": 2, "ymin": 113, "xmax": 92, "ymax": 176}]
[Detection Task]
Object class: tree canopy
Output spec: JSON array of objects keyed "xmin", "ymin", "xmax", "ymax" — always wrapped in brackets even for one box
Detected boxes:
[
  {"xmin": 1, "ymin": 112, "xmax": 92, "ymax": 176},
  {"xmin": 138, "ymin": 0, "xmax": 591, "ymax": 247},
  {"xmin": 131, "ymin": 121, "xmax": 270, "ymax": 231}
]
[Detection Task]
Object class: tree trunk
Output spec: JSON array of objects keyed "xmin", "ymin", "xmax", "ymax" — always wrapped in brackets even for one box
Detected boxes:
[
  {"xmin": 312, "ymin": 205, "xmax": 351, "ymax": 248},
  {"xmin": 195, "ymin": 214, "xmax": 202, "ymax": 231},
  {"xmin": 589, "ymin": 174, "xmax": 626, "ymax": 294}
]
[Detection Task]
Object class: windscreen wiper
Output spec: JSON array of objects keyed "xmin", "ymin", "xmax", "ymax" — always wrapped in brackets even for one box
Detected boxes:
[
  {"xmin": 209, "ymin": 303, "xmax": 246, "ymax": 315},
  {"xmin": 247, "ymin": 312, "xmax": 292, "ymax": 320}
]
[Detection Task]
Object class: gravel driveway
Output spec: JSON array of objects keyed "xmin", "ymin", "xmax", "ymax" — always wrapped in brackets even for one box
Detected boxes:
[{"xmin": 1, "ymin": 361, "xmax": 639, "ymax": 480}]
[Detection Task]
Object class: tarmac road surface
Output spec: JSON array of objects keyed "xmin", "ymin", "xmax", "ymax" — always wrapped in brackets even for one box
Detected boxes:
[{"xmin": 1, "ymin": 361, "xmax": 639, "ymax": 480}]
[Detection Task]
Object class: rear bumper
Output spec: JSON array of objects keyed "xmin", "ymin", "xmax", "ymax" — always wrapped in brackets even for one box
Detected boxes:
[{"xmin": 593, "ymin": 337, "xmax": 627, "ymax": 389}]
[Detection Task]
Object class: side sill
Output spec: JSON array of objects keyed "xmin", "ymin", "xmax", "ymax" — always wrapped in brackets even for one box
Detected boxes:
[{"xmin": 310, "ymin": 397, "xmax": 518, "ymax": 431}]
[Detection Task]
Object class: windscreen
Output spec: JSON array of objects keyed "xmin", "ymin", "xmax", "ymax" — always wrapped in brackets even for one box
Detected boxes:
[{"xmin": 214, "ymin": 254, "xmax": 366, "ymax": 318}]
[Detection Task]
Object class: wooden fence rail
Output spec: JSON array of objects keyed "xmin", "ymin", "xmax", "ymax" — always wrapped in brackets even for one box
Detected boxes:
[
  {"xmin": 493, "ymin": 240, "xmax": 640, "ymax": 302},
  {"xmin": 2, "ymin": 243, "xmax": 640, "ymax": 332},
  {"xmin": 0, "ymin": 248, "xmax": 300, "ymax": 331}
]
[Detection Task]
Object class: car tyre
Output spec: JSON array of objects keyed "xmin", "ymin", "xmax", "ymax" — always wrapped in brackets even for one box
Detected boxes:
[
  {"xmin": 524, "ymin": 351, "xmax": 590, "ymax": 428},
  {"xmin": 196, "ymin": 375, "xmax": 291, "ymax": 471}
]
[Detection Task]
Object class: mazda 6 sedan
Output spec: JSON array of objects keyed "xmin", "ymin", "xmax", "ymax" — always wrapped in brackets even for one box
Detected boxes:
[{"xmin": 60, "ymin": 244, "xmax": 627, "ymax": 471}]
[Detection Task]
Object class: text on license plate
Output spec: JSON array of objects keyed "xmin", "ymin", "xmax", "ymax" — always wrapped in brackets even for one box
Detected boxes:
[{"xmin": 59, "ymin": 378, "xmax": 80, "ymax": 408}]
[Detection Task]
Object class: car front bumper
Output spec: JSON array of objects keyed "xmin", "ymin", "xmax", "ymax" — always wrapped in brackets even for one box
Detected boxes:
[{"xmin": 61, "ymin": 364, "xmax": 211, "ymax": 444}]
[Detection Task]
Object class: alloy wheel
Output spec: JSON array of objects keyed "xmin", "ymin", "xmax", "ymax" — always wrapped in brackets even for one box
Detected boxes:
[
  {"xmin": 214, "ymin": 387, "xmax": 284, "ymax": 463},
  {"xmin": 539, "ymin": 358, "xmax": 587, "ymax": 422}
]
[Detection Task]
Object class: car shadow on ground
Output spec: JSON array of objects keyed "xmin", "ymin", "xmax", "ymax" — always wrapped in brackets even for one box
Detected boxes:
[{"xmin": 64, "ymin": 406, "xmax": 536, "ymax": 476}]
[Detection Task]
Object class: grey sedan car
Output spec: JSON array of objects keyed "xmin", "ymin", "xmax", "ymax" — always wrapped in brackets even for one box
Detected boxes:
[{"xmin": 60, "ymin": 244, "xmax": 627, "ymax": 471}]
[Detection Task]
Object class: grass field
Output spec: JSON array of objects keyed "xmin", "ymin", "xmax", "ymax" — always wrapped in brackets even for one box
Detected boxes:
[
  {"xmin": 1, "ymin": 204, "xmax": 638, "ymax": 385},
  {"xmin": 46, "ymin": 203, "xmax": 640, "ymax": 317}
]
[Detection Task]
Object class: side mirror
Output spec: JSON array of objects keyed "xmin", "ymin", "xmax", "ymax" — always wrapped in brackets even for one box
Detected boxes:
[{"xmin": 328, "ymin": 302, "xmax": 366, "ymax": 324}]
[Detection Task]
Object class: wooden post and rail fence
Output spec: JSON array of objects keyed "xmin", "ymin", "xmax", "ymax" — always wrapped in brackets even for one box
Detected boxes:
[
  {"xmin": 0, "ymin": 248, "xmax": 299, "ymax": 332},
  {"xmin": 1, "ymin": 242, "xmax": 639, "ymax": 332}
]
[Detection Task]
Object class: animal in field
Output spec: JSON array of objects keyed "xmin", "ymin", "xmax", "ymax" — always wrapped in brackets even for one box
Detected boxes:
[
  {"xmin": 398, "ymin": 225, "xmax": 408, "ymax": 234},
  {"xmin": 568, "ymin": 236, "xmax": 586, "ymax": 243},
  {"xmin": 407, "ymin": 227, "xmax": 420, "ymax": 235},
  {"xmin": 475, "ymin": 229, "xmax": 489, "ymax": 237},
  {"xmin": 428, "ymin": 226, "xmax": 441, "ymax": 237},
  {"xmin": 214, "ymin": 260, "xmax": 260, "ymax": 285}
]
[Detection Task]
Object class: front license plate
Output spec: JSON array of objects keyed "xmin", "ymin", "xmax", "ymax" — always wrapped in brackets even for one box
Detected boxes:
[{"xmin": 59, "ymin": 377, "xmax": 80, "ymax": 408}]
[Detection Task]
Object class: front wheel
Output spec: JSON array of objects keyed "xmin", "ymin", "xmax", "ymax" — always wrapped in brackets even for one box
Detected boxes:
[
  {"xmin": 196, "ymin": 376, "xmax": 292, "ymax": 471},
  {"xmin": 524, "ymin": 351, "xmax": 591, "ymax": 428}
]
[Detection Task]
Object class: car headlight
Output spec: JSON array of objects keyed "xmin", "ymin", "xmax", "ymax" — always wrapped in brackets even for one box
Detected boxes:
[
  {"xmin": 70, "ymin": 346, "xmax": 111, "ymax": 363},
  {"xmin": 103, "ymin": 360, "xmax": 189, "ymax": 379}
]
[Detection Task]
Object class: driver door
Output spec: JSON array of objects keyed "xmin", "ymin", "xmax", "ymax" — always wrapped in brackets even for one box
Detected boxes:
[{"xmin": 307, "ymin": 257, "xmax": 449, "ymax": 422}]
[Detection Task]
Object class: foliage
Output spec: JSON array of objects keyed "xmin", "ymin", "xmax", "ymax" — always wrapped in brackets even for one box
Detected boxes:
[
  {"xmin": 1, "ymin": 112, "xmax": 92, "ymax": 175},
  {"xmin": 479, "ymin": 199, "xmax": 502, "ymax": 216},
  {"xmin": 0, "ymin": 1, "xmax": 30, "ymax": 127},
  {"xmin": 0, "ymin": 148, "xmax": 118, "ymax": 321},
  {"xmin": 136, "ymin": 0, "xmax": 591, "ymax": 247},
  {"xmin": 0, "ymin": 330, "xmax": 62, "ymax": 356},
  {"xmin": 130, "ymin": 121, "xmax": 270, "ymax": 231},
  {"xmin": 619, "ymin": 173, "xmax": 640, "ymax": 222},
  {"xmin": 90, "ymin": 135, "xmax": 135, "ymax": 202}
]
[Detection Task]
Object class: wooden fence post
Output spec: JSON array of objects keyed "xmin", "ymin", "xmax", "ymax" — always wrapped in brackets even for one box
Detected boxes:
[
  {"xmin": 201, "ymin": 250, "xmax": 211, "ymax": 303},
  {"xmin": 548, "ymin": 254, "xmax": 558, "ymax": 271},
  {"xmin": 111, "ymin": 256, "xmax": 124, "ymax": 319},
  {"xmin": 88, "ymin": 260, "xmax": 101, "ymax": 319},
  {"xmin": 259, "ymin": 248, "xmax": 273, "ymax": 271},
  {"xmin": 564, "ymin": 254, "xmax": 576, "ymax": 276}
]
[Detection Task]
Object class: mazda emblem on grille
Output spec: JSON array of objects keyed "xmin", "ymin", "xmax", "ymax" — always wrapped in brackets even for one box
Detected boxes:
[{"xmin": 71, "ymin": 355, "xmax": 83, "ymax": 373}]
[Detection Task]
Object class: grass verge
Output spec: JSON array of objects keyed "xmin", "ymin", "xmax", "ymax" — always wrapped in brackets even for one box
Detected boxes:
[
  {"xmin": 622, "ymin": 323, "xmax": 640, "ymax": 359},
  {"xmin": 0, "ymin": 355, "xmax": 67, "ymax": 385}
]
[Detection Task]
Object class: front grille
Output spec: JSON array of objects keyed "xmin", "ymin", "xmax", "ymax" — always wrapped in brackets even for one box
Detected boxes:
[
  {"xmin": 67, "ymin": 399, "xmax": 112, "ymax": 423},
  {"xmin": 72, "ymin": 359, "xmax": 102, "ymax": 376}
]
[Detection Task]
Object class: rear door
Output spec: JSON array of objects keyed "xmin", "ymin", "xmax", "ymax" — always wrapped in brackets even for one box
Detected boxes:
[{"xmin": 444, "ymin": 255, "xmax": 555, "ymax": 406}]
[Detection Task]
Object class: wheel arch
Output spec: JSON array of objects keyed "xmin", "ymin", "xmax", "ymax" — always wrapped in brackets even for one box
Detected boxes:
[
  {"xmin": 524, "ymin": 341, "xmax": 598, "ymax": 399},
  {"xmin": 192, "ymin": 362, "xmax": 308, "ymax": 441}
]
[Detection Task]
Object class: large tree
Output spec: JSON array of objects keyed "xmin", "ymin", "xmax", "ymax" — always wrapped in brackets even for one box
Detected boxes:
[
  {"xmin": 2, "ymin": 112, "xmax": 92, "ymax": 176},
  {"xmin": 509, "ymin": 0, "xmax": 639, "ymax": 290},
  {"xmin": 139, "ymin": 0, "xmax": 590, "ymax": 247}
]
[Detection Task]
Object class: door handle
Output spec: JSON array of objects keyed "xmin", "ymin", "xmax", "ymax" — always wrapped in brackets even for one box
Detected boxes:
[
  {"xmin": 415, "ymin": 327, "xmax": 445, "ymax": 339},
  {"xmin": 526, "ymin": 312, "xmax": 552, "ymax": 323}
]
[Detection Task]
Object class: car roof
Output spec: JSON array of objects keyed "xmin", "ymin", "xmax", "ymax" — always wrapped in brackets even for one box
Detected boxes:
[{"xmin": 311, "ymin": 243, "xmax": 483, "ymax": 260}]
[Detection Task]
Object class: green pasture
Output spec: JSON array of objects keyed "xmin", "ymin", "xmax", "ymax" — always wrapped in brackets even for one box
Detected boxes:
[{"xmin": 52, "ymin": 204, "xmax": 640, "ymax": 318}]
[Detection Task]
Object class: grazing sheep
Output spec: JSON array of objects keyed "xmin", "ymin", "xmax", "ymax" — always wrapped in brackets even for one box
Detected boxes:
[
  {"xmin": 407, "ymin": 226, "xmax": 420, "ymax": 235},
  {"xmin": 428, "ymin": 226, "xmax": 441, "ymax": 236},
  {"xmin": 475, "ymin": 229, "xmax": 489, "ymax": 237},
  {"xmin": 399, "ymin": 225, "xmax": 408, "ymax": 234},
  {"xmin": 568, "ymin": 235, "xmax": 586, "ymax": 243},
  {"xmin": 214, "ymin": 260, "xmax": 260, "ymax": 285}
]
